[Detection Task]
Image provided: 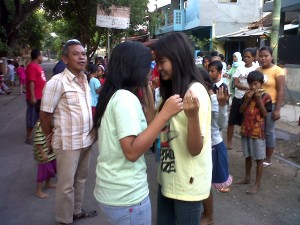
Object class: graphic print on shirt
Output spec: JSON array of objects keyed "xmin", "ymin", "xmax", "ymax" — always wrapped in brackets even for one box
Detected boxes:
[
  {"xmin": 241, "ymin": 93, "xmax": 271, "ymax": 139},
  {"xmin": 160, "ymin": 122, "xmax": 178, "ymax": 173},
  {"xmin": 41, "ymin": 71, "xmax": 47, "ymax": 82},
  {"xmin": 263, "ymin": 74, "xmax": 268, "ymax": 83}
]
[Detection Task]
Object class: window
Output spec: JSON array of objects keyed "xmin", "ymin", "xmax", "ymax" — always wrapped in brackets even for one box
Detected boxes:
[
  {"xmin": 219, "ymin": 0, "xmax": 238, "ymax": 3},
  {"xmin": 184, "ymin": 0, "xmax": 188, "ymax": 8},
  {"xmin": 175, "ymin": 11, "xmax": 181, "ymax": 25}
]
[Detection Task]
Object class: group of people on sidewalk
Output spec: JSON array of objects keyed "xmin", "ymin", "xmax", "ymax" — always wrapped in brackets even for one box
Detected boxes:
[
  {"xmin": 199, "ymin": 46, "xmax": 286, "ymax": 190},
  {"xmin": 197, "ymin": 44, "xmax": 285, "ymax": 224},
  {"xmin": 20, "ymin": 31, "xmax": 285, "ymax": 225},
  {"xmin": 0, "ymin": 59, "xmax": 27, "ymax": 95}
]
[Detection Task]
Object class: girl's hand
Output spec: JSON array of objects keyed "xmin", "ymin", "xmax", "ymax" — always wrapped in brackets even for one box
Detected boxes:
[
  {"xmin": 208, "ymin": 89, "xmax": 214, "ymax": 96},
  {"xmin": 272, "ymin": 109, "xmax": 281, "ymax": 120},
  {"xmin": 217, "ymin": 86, "xmax": 228, "ymax": 106},
  {"xmin": 42, "ymin": 154, "xmax": 48, "ymax": 162},
  {"xmin": 161, "ymin": 94, "xmax": 183, "ymax": 118},
  {"xmin": 183, "ymin": 90, "xmax": 199, "ymax": 119}
]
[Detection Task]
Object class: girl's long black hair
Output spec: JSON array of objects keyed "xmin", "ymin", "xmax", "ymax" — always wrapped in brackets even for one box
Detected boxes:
[
  {"xmin": 153, "ymin": 32, "xmax": 205, "ymax": 110},
  {"xmin": 94, "ymin": 41, "xmax": 152, "ymax": 129}
]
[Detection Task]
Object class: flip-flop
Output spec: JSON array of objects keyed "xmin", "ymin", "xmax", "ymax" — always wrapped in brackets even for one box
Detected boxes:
[
  {"xmin": 217, "ymin": 187, "xmax": 231, "ymax": 193},
  {"xmin": 263, "ymin": 162, "xmax": 272, "ymax": 168},
  {"xmin": 73, "ymin": 210, "xmax": 98, "ymax": 221},
  {"xmin": 236, "ymin": 146, "xmax": 243, "ymax": 152},
  {"xmin": 246, "ymin": 190, "xmax": 257, "ymax": 195}
]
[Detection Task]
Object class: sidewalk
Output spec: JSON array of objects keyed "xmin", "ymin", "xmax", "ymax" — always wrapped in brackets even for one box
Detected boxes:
[{"xmin": 277, "ymin": 103, "xmax": 300, "ymax": 136}]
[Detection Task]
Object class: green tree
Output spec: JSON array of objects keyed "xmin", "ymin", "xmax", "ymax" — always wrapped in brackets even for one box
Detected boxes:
[
  {"xmin": 43, "ymin": 0, "xmax": 149, "ymax": 61},
  {"xmin": 148, "ymin": 11, "xmax": 164, "ymax": 38},
  {"xmin": 19, "ymin": 10, "xmax": 47, "ymax": 50},
  {"xmin": 189, "ymin": 35, "xmax": 218, "ymax": 52},
  {"xmin": 0, "ymin": 0, "xmax": 150, "ymax": 58},
  {"xmin": 0, "ymin": 0, "xmax": 47, "ymax": 56}
]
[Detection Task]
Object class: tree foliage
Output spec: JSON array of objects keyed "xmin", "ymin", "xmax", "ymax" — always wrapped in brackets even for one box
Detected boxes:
[
  {"xmin": 43, "ymin": 0, "xmax": 149, "ymax": 61},
  {"xmin": 0, "ymin": 0, "xmax": 47, "ymax": 56},
  {"xmin": 189, "ymin": 35, "xmax": 218, "ymax": 51},
  {"xmin": 0, "ymin": 0, "xmax": 151, "ymax": 58},
  {"xmin": 20, "ymin": 10, "xmax": 47, "ymax": 49},
  {"xmin": 148, "ymin": 11, "xmax": 164, "ymax": 38}
]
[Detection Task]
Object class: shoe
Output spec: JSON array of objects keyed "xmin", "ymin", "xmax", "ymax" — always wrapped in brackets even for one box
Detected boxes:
[
  {"xmin": 73, "ymin": 210, "xmax": 98, "ymax": 221},
  {"xmin": 263, "ymin": 162, "xmax": 272, "ymax": 168},
  {"xmin": 25, "ymin": 139, "xmax": 33, "ymax": 145},
  {"xmin": 6, "ymin": 91, "xmax": 11, "ymax": 95}
]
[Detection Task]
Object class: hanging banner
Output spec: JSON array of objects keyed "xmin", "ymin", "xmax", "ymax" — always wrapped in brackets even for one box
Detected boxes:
[{"xmin": 96, "ymin": 5, "xmax": 130, "ymax": 29}]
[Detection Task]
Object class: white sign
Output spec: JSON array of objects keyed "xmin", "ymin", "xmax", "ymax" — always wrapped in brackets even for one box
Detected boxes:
[{"xmin": 96, "ymin": 5, "xmax": 130, "ymax": 29}]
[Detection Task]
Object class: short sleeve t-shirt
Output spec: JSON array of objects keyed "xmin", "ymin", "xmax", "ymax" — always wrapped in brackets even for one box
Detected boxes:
[
  {"xmin": 158, "ymin": 82, "xmax": 212, "ymax": 201},
  {"xmin": 89, "ymin": 77, "xmax": 101, "ymax": 107},
  {"xmin": 241, "ymin": 93, "xmax": 272, "ymax": 139},
  {"xmin": 16, "ymin": 67, "xmax": 26, "ymax": 80},
  {"xmin": 233, "ymin": 64, "xmax": 258, "ymax": 99},
  {"xmin": 26, "ymin": 62, "xmax": 46, "ymax": 100},
  {"xmin": 258, "ymin": 65, "xmax": 285, "ymax": 103},
  {"xmin": 94, "ymin": 90, "xmax": 149, "ymax": 206},
  {"xmin": 7, "ymin": 64, "xmax": 15, "ymax": 77}
]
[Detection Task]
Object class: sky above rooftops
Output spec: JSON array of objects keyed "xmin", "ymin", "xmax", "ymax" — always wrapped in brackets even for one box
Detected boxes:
[{"xmin": 148, "ymin": 0, "xmax": 171, "ymax": 12}]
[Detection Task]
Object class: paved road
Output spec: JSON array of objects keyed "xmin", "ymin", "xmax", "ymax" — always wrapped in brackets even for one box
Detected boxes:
[{"xmin": 0, "ymin": 62, "xmax": 299, "ymax": 225}]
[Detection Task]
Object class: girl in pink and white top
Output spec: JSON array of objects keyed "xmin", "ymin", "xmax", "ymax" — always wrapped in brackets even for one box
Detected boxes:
[{"xmin": 16, "ymin": 63, "xmax": 26, "ymax": 94}]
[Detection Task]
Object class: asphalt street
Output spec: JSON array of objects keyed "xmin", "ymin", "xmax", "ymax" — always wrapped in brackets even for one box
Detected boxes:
[{"xmin": 0, "ymin": 61, "xmax": 299, "ymax": 225}]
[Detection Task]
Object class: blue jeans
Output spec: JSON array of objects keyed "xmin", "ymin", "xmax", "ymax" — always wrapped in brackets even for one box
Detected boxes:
[
  {"xmin": 98, "ymin": 195, "xmax": 151, "ymax": 225},
  {"xmin": 265, "ymin": 104, "xmax": 276, "ymax": 148},
  {"xmin": 157, "ymin": 185, "xmax": 202, "ymax": 225}
]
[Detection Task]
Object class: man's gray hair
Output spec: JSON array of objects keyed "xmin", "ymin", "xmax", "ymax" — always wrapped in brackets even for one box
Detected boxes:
[{"xmin": 62, "ymin": 39, "xmax": 82, "ymax": 56}]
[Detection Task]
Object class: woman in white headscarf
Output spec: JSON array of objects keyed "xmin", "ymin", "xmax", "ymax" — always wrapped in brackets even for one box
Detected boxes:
[{"xmin": 227, "ymin": 52, "xmax": 244, "ymax": 97}]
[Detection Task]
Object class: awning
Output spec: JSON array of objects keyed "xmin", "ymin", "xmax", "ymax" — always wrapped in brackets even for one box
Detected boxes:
[
  {"xmin": 216, "ymin": 28, "xmax": 268, "ymax": 39},
  {"xmin": 216, "ymin": 24, "xmax": 298, "ymax": 39},
  {"xmin": 284, "ymin": 23, "xmax": 299, "ymax": 30},
  {"xmin": 263, "ymin": 0, "xmax": 300, "ymax": 12}
]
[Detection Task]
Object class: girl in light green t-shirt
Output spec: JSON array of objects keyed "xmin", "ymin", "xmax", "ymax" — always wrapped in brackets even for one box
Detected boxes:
[{"xmin": 93, "ymin": 41, "xmax": 183, "ymax": 225}]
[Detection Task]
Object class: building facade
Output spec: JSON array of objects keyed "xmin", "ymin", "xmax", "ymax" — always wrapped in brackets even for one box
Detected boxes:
[{"xmin": 155, "ymin": 0, "xmax": 264, "ymax": 52}]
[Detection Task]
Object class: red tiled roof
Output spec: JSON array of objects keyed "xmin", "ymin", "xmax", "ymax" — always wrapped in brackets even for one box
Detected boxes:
[{"xmin": 248, "ymin": 12, "xmax": 299, "ymax": 29}]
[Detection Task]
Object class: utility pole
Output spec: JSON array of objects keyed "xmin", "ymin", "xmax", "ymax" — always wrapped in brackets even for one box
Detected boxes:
[{"xmin": 270, "ymin": 0, "xmax": 281, "ymax": 64}]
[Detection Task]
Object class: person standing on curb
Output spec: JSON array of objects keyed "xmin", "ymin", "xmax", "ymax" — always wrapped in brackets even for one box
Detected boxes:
[
  {"xmin": 25, "ymin": 49, "xmax": 46, "ymax": 144},
  {"xmin": 7, "ymin": 60, "xmax": 15, "ymax": 87},
  {"xmin": 40, "ymin": 39, "xmax": 97, "ymax": 225},
  {"xmin": 257, "ymin": 46, "xmax": 285, "ymax": 167}
]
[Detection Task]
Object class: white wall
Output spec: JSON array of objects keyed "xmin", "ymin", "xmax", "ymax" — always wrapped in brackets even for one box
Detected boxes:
[
  {"xmin": 198, "ymin": 0, "xmax": 263, "ymax": 36},
  {"xmin": 286, "ymin": 65, "xmax": 300, "ymax": 93}
]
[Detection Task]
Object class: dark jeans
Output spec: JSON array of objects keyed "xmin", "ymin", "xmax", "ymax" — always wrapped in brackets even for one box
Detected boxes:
[{"xmin": 157, "ymin": 185, "xmax": 202, "ymax": 225}]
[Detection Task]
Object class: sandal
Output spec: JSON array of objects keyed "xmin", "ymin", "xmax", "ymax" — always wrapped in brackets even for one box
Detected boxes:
[
  {"xmin": 217, "ymin": 187, "xmax": 231, "ymax": 193},
  {"xmin": 73, "ymin": 209, "xmax": 98, "ymax": 221},
  {"xmin": 263, "ymin": 162, "xmax": 272, "ymax": 168},
  {"xmin": 25, "ymin": 139, "xmax": 33, "ymax": 145}
]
